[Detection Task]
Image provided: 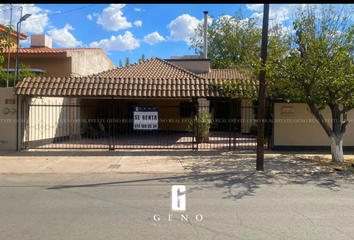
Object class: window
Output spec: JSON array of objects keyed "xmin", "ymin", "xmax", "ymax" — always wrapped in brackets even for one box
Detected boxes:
[{"xmin": 180, "ymin": 102, "xmax": 195, "ymax": 117}]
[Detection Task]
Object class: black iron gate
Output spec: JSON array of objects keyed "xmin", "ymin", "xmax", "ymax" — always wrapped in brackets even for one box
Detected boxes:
[{"xmin": 20, "ymin": 98, "xmax": 273, "ymax": 151}]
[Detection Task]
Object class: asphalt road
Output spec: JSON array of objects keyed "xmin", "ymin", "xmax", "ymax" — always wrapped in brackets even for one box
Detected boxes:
[{"xmin": 0, "ymin": 172, "xmax": 354, "ymax": 240}]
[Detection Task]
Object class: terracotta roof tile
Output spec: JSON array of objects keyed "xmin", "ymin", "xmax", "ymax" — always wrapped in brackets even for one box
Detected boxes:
[{"xmin": 15, "ymin": 57, "xmax": 253, "ymax": 98}]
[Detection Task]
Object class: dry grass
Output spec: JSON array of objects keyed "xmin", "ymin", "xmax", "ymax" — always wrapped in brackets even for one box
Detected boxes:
[{"xmin": 299, "ymin": 155, "xmax": 354, "ymax": 173}]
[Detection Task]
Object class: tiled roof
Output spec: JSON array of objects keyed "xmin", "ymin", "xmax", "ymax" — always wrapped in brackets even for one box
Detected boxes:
[
  {"xmin": 0, "ymin": 23, "xmax": 28, "ymax": 39},
  {"xmin": 198, "ymin": 69, "xmax": 246, "ymax": 80},
  {"xmin": 3, "ymin": 47, "xmax": 102, "ymax": 54},
  {"xmin": 15, "ymin": 57, "xmax": 251, "ymax": 98},
  {"xmin": 91, "ymin": 57, "xmax": 203, "ymax": 79},
  {"xmin": 15, "ymin": 76, "xmax": 222, "ymax": 98}
]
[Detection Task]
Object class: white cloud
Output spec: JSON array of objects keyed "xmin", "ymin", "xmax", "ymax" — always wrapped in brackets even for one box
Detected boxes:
[
  {"xmin": 87, "ymin": 14, "xmax": 92, "ymax": 21},
  {"xmin": 0, "ymin": 4, "xmax": 50, "ymax": 34},
  {"xmin": 95, "ymin": 4, "xmax": 132, "ymax": 31},
  {"xmin": 89, "ymin": 31, "xmax": 140, "ymax": 51},
  {"xmin": 167, "ymin": 14, "xmax": 212, "ymax": 45},
  {"xmin": 134, "ymin": 8, "xmax": 144, "ymax": 12},
  {"xmin": 134, "ymin": 20, "xmax": 142, "ymax": 27},
  {"xmin": 248, "ymin": 4, "xmax": 298, "ymax": 23},
  {"xmin": 247, "ymin": 4, "xmax": 264, "ymax": 12},
  {"xmin": 47, "ymin": 23, "xmax": 83, "ymax": 48},
  {"xmin": 143, "ymin": 31, "xmax": 165, "ymax": 45}
]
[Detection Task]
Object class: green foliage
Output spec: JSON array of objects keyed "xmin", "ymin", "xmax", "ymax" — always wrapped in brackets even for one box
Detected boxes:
[
  {"xmin": 190, "ymin": 7, "xmax": 290, "ymax": 100},
  {"xmin": 125, "ymin": 56, "xmax": 130, "ymax": 66},
  {"xmin": 119, "ymin": 59, "xmax": 123, "ymax": 67},
  {"xmin": 0, "ymin": 24, "xmax": 15, "ymax": 64},
  {"xmin": 0, "ymin": 63, "xmax": 44, "ymax": 87},
  {"xmin": 138, "ymin": 54, "xmax": 146, "ymax": 62},
  {"xmin": 186, "ymin": 110, "xmax": 212, "ymax": 137},
  {"xmin": 249, "ymin": 123, "xmax": 258, "ymax": 136},
  {"xmin": 0, "ymin": 24, "xmax": 15, "ymax": 84},
  {"xmin": 268, "ymin": 4, "xmax": 354, "ymax": 111}
]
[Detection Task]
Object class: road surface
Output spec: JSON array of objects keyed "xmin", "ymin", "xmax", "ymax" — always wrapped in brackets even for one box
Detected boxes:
[{"xmin": 0, "ymin": 172, "xmax": 353, "ymax": 240}]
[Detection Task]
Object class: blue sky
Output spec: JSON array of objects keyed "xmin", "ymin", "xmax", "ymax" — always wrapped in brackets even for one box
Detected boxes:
[{"xmin": 0, "ymin": 4, "xmax": 297, "ymax": 66}]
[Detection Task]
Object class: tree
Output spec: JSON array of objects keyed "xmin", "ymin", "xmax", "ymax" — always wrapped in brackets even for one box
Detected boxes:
[
  {"xmin": 0, "ymin": 63, "xmax": 44, "ymax": 87},
  {"xmin": 0, "ymin": 24, "xmax": 14, "ymax": 62},
  {"xmin": 189, "ymin": 7, "xmax": 288, "ymax": 97},
  {"xmin": 138, "ymin": 53, "xmax": 145, "ymax": 62},
  {"xmin": 189, "ymin": 7, "xmax": 288, "ymax": 141},
  {"xmin": 119, "ymin": 59, "xmax": 123, "ymax": 67},
  {"xmin": 268, "ymin": 4, "xmax": 354, "ymax": 163},
  {"xmin": 125, "ymin": 56, "xmax": 130, "ymax": 66},
  {"xmin": 0, "ymin": 24, "xmax": 15, "ymax": 85}
]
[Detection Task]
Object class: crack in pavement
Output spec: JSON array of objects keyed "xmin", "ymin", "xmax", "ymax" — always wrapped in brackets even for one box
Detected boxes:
[
  {"xmin": 291, "ymin": 207, "xmax": 315, "ymax": 225},
  {"xmin": 319, "ymin": 224, "xmax": 354, "ymax": 239}
]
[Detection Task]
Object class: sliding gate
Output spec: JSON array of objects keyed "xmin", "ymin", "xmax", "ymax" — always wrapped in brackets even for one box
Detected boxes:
[{"xmin": 20, "ymin": 98, "xmax": 273, "ymax": 151}]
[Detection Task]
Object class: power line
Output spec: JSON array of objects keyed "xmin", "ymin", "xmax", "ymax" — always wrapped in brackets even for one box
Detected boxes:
[
  {"xmin": 26, "ymin": 4, "xmax": 98, "ymax": 21},
  {"xmin": 0, "ymin": 4, "xmax": 28, "ymax": 13}
]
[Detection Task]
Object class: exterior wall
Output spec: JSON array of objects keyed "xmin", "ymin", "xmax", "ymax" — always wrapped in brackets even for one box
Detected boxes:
[
  {"xmin": 136, "ymin": 99, "xmax": 190, "ymax": 131},
  {"xmin": 2, "ymin": 49, "xmax": 115, "ymax": 78},
  {"xmin": 274, "ymin": 103, "xmax": 354, "ymax": 147},
  {"xmin": 0, "ymin": 35, "xmax": 21, "ymax": 49},
  {"xmin": 26, "ymin": 97, "xmax": 80, "ymax": 146},
  {"xmin": 166, "ymin": 60, "xmax": 210, "ymax": 73},
  {"xmin": 80, "ymin": 98, "xmax": 192, "ymax": 132},
  {"xmin": 2, "ymin": 57, "xmax": 72, "ymax": 76},
  {"xmin": 68, "ymin": 49, "xmax": 116, "ymax": 76},
  {"xmin": 0, "ymin": 88, "xmax": 18, "ymax": 150}
]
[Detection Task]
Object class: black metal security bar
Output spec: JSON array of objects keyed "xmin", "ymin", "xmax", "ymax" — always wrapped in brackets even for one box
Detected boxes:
[{"xmin": 20, "ymin": 98, "xmax": 273, "ymax": 151}]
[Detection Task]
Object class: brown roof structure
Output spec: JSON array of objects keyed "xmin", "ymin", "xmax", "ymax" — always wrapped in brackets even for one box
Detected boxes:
[{"xmin": 15, "ymin": 57, "xmax": 252, "ymax": 98}]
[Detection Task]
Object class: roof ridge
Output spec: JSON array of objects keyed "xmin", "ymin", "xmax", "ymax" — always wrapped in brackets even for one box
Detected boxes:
[{"xmin": 154, "ymin": 57, "xmax": 203, "ymax": 79}]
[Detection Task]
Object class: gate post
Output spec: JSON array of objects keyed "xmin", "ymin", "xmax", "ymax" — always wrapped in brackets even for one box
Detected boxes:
[
  {"xmin": 108, "ymin": 100, "xmax": 115, "ymax": 151},
  {"xmin": 192, "ymin": 98, "xmax": 198, "ymax": 151}
]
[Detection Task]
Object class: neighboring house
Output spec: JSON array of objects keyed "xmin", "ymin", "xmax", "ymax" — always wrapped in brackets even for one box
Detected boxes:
[
  {"xmin": 2, "ymin": 34, "xmax": 116, "ymax": 77},
  {"xmin": 0, "ymin": 25, "xmax": 115, "ymax": 151},
  {"xmin": 0, "ymin": 23, "xmax": 28, "ymax": 49},
  {"xmin": 14, "ymin": 55, "xmax": 259, "ymax": 151},
  {"xmin": 0, "ymin": 24, "xmax": 115, "ymax": 77}
]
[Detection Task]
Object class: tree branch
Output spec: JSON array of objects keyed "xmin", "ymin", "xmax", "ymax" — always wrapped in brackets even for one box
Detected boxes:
[
  {"xmin": 307, "ymin": 101, "xmax": 334, "ymax": 137},
  {"xmin": 340, "ymin": 105, "xmax": 350, "ymax": 134}
]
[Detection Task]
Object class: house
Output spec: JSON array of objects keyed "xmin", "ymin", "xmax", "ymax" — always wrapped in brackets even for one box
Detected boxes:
[
  {"xmin": 14, "ymin": 55, "xmax": 260, "ymax": 151},
  {"xmin": 0, "ymin": 26, "xmax": 115, "ymax": 151},
  {"xmin": 2, "ymin": 34, "xmax": 116, "ymax": 77}
]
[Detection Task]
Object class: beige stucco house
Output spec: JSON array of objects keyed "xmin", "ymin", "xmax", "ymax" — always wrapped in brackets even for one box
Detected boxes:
[
  {"xmin": 2, "ymin": 34, "xmax": 115, "ymax": 77},
  {"xmin": 13, "ymin": 55, "xmax": 259, "ymax": 151},
  {"xmin": 0, "ymin": 26, "xmax": 116, "ymax": 150}
]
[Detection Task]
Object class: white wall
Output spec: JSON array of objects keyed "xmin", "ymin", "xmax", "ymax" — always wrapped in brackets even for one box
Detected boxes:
[
  {"xmin": 68, "ymin": 49, "xmax": 115, "ymax": 76},
  {"xmin": 274, "ymin": 103, "xmax": 354, "ymax": 146},
  {"xmin": 26, "ymin": 97, "xmax": 80, "ymax": 144},
  {"xmin": 0, "ymin": 88, "xmax": 17, "ymax": 150}
]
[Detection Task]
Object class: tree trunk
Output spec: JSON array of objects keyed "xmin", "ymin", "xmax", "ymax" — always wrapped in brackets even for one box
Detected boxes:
[{"xmin": 329, "ymin": 136, "xmax": 344, "ymax": 164}]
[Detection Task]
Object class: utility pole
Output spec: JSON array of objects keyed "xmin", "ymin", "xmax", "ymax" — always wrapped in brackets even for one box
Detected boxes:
[
  {"xmin": 14, "ymin": 6, "xmax": 23, "ymax": 87},
  {"xmin": 256, "ymin": 4, "xmax": 269, "ymax": 171},
  {"xmin": 6, "ymin": 4, "xmax": 13, "ymax": 88}
]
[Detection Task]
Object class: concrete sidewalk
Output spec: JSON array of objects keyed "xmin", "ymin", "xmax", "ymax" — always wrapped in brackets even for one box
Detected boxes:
[{"xmin": 0, "ymin": 149, "xmax": 346, "ymax": 174}]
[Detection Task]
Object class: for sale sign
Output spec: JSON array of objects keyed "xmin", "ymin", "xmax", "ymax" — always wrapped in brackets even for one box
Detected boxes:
[{"xmin": 133, "ymin": 106, "xmax": 158, "ymax": 130}]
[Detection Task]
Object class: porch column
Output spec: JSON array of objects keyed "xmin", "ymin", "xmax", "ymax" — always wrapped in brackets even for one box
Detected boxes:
[{"xmin": 197, "ymin": 98, "xmax": 210, "ymax": 114}]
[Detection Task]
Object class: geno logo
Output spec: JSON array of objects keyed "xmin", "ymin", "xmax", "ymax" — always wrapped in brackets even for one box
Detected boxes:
[
  {"xmin": 171, "ymin": 185, "xmax": 186, "ymax": 211},
  {"xmin": 152, "ymin": 185, "xmax": 203, "ymax": 225}
]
